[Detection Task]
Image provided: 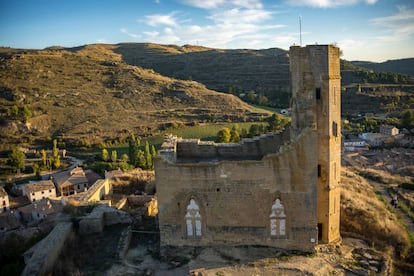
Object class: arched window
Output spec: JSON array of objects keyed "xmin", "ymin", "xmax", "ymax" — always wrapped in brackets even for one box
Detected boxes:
[
  {"xmin": 185, "ymin": 199, "xmax": 202, "ymax": 238},
  {"xmin": 269, "ymin": 199, "xmax": 286, "ymax": 238}
]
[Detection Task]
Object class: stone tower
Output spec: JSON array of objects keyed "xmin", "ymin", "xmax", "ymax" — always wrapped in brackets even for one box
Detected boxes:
[{"xmin": 289, "ymin": 45, "xmax": 341, "ymax": 243}]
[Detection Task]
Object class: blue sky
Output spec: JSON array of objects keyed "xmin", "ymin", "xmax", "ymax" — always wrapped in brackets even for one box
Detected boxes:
[{"xmin": 0, "ymin": 0, "xmax": 413, "ymax": 62}]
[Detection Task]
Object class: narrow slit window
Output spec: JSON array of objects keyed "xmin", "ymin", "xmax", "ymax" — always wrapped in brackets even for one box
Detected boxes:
[
  {"xmin": 318, "ymin": 164, "xmax": 321, "ymax": 177},
  {"xmin": 316, "ymin": 88, "xmax": 321, "ymax": 100},
  {"xmin": 332, "ymin": 121, "xmax": 338, "ymax": 137}
]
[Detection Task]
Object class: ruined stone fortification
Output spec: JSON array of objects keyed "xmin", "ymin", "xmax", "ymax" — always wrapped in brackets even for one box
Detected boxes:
[{"xmin": 155, "ymin": 45, "xmax": 341, "ymax": 252}]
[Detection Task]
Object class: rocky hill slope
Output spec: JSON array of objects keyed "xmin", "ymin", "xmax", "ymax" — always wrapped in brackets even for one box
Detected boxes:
[{"xmin": 0, "ymin": 45, "xmax": 258, "ymax": 147}]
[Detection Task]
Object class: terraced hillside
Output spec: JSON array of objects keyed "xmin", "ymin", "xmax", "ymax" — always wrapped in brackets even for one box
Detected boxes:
[{"xmin": 113, "ymin": 43, "xmax": 291, "ymax": 106}]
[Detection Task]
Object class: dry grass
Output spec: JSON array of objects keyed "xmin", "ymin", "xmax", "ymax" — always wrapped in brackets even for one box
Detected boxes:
[
  {"xmin": 340, "ymin": 168, "xmax": 410, "ymax": 255},
  {"xmin": 0, "ymin": 45, "xmax": 259, "ymax": 147}
]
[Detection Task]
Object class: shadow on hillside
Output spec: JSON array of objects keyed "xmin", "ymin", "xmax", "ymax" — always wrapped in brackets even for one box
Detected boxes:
[{"xmin": 113, "ymin": 43, "xmax": 290, "ymax": 92}]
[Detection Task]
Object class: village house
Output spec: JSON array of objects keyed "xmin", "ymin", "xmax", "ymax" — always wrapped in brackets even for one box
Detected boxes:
[
  {"xmin": 22, "ymin": 180, "xmax": 56, "ymax": 202},
  {"xmin": 380, "ymin": 125, "xmax": 399, "ymax": 136},
  {"xmin": 343, "ymin": 138, "xmax": 367, "ymax": 152},
  {"xmin": 359, "ymin": 133, "xmax": 387, "ymax": 147},
  {"xmin": 0, "ymin": 186, "xmax": 10, "ymax": 213},
  {"xmin": 17, "ymin": 198, "xmax": 63, "ymax": 223},
  {"xmin": 52, "ymin": 167, "xmax": 88, "ymax": 196},
  {"xmin": 0, "ymin": 211, "xmax": 21, "ymax": 233}
]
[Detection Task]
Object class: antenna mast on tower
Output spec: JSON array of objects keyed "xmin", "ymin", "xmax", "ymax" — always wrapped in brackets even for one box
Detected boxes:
[{"xmin": 299, "ymin": 15, "xmax": 302, "ymax": 46}]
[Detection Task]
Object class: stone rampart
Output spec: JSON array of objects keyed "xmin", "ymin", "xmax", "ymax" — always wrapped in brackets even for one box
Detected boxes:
[
  {"xmin": 22, "ymin": 222, "xmax": 73, "ymax": 276},
  {"xmin": 176, "ymin": 129, "xmax": 290, "ymax": 161}
]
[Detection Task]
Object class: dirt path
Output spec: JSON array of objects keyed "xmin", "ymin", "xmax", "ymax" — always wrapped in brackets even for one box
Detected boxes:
[{"xmin": 371, "ymin": 181, "xmax": 414, "ymax": 234}]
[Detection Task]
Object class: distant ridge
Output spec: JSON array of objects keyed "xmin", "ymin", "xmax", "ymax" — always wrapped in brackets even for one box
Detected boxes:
[{"xmin": 351, "ymin": 58, "xmax": 414, "ymax": 76}]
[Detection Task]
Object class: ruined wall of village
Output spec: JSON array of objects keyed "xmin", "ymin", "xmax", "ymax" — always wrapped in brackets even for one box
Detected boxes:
[{"xmin": 155, "ymin": 45, "xmax": 341, "ymax": 251}]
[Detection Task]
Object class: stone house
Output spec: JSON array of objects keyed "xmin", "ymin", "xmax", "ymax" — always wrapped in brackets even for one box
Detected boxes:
[
  {"xmin": 0, "ymin": 186, "xmax": 10, "ymax": 213},
  {"xmin": 52, "ymin": 167, "xmax": 88, "ymax": 196},
  {"xmin": 17, "ymin": 198, "xmax": 63, "ymax": 222},
  {"xmin": 343, "ymin": 138, "xmax": 367, "ymax": 152},
  {"xmin": 359, "ymin": 133, "xmax": 387, "ymax": 147},
  {"xmin": 22, "ymin": 180, "xmax": 56, "ymax": 202},
  {"xmin": 155, "ymin": 45, "xmax": 342, "ymax": 252},
  {"xmin": 0, "ymin": 211, "xmax": 21, "ymax": 233},
  {"xmin": 380, "ymin": 125, "xmax": 399, "ymax": 136}
]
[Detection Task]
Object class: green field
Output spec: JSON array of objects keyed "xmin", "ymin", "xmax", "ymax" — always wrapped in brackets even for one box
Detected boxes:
[{"xmin": 159, "ymin": 122, "xmax": 268, "ymax": 142}]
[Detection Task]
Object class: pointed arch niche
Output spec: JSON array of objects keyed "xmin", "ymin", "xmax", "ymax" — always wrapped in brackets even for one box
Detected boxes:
[
  {"xmin": 269, "ymin": 198, "xmax": 286, "ymax": 238},
  {"xmin": 185, "ymin": 199, "xmax": 202, "ymax": 238}
]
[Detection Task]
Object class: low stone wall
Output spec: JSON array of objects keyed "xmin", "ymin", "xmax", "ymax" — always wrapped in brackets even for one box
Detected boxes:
[
  {"xmin": 176, "ymin": 129, "xmax": 290, "ymax": 161},
  {"xmin": 79, "ymin": 205, "xmax": 132, "ymax": 235},
  {"xmin": 21, "ymin": 222, "xmax": 73, "ymax": 276},
  {"xmin": 116, "ymin": 226, "xmax": 132, "ymax": 260}
]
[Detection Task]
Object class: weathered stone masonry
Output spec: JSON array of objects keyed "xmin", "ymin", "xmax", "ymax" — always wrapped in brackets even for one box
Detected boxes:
[{"xmin": 155, "ymin": 45, "xmax": 341, "ymax": 252}]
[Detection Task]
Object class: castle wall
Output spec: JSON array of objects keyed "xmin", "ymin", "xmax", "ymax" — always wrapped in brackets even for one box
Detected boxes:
[
  {"xmin": 176, "ymin": 130, "xmax": 290, "ymax": 161},
  {"xmin": 155, "ymin": 129, "xmax": 318, "ymax": 252},
  {"xmin": 155, "ymin": 44, "xmax": 341, "ymax": 251}
]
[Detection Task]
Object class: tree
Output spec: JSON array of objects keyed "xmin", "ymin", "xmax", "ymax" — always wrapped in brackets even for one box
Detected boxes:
[
  {"xmin": 121, "ymin": 153, "xmax": 129, "ymax": 163},
  {"xmin": 267, "ymin": 113, "xmax": 289, "ymax": 131},
  {"xmin": 21, "ymin": 105, "xmax": 32, "ymax": 122},
  {"xmin": 247, "ymin": 90, "xmax": 255, "ymax": 102},
  {"xmin": 401, "ymin": 110, "xmax": 414, "ymax": 129},
  {"xmin": 40, "ymin": 149, "xmax": 47, "ymax": 168},
  {"xmin": 136, "ymin": 150, "xmax": 146, "ymax": 168},
  {"xmin": 52, "ymin": 139, "xmax": 60, "ymax": 169},
  {"xmin": 151, "ymin": 145, "xmax": 157, "ymax": 158},
  {"xmin": 53, "ymin": 155, "xmax": 60, "ymax": 169},
  {"xmin": 8, "ymin": 147, "xmax": 25, "ymax": 173},
  {"xmin": 230, "ymin": 125, "xmax": 241, "ymax": 143},
  {"xmin": 102, "ymin": 148, "xmax": 109, "ymax": 162},
  {"xmin": 241, "ymin": 128, "xmax": 248, "ymax": 138},
  {"xmin": 144, "ymin": 141, "xmax": 152, "ymax": 169},
  {"xmin": 249, "ymin": 124, "xmax": 261, "ymax": 137},
  {"xmin": 216, "ymin": 127, "xmax": 231, "ymax": 143},
  {"xmin": 128, "ymin": 134, "xmax": 140, "ymax": 167},
  {"xmin": 258, "ymin": 95, "xmax": 269, "ymax": 105},
  {"xmin": 111, "ymin": 150, "xmax": 117, "ymax": 163}
]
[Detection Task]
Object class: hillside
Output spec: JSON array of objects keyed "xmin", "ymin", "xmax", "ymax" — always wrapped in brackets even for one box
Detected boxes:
[
  {"xmin": 1, "ymin": 43, "xmax": 413, "ymax": 148},
  {"xmin": 0, "ymin": 45, "xmax": 259, "ymax": 148},
  {"xmin": 113, "ymin": 43, "xmax": 291, "ymax": 106},
  {"xmin": 351, "ymin": 58, "xmax": 414, "ymax": 77},
  {"xmin": 112, "ymin": 43, "xmax": 414, "ymax": 114}
]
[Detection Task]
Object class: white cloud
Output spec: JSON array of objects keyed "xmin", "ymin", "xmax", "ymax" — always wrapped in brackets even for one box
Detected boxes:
[
  {"xmin": 120, "ymin": 28, "xmax": 141, "ymax": 39},
  {"xmin": 207, "ymin": 8, "xmax": 273, "ymax": 24},
  {"xmin": 144, "ymin": 13, "xmax": 178, "ymax": 27},
  {"xmin": 181, "ymin": 0, "xmax": 263, "ymax": 9},
  {"xmin": 370, "ymin": 6, "xmax": 414, "ymax": 42},
  {"xmin": 285, "ymin": 0, "xmax": 377, "ymax": 8},
  {"xmin": 143, "ymin": 31, "xmax": 160, "ymax": 38},
  {"xmin": 138, "ymin": 0, "xmax": 290, "ymax": 49}
]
